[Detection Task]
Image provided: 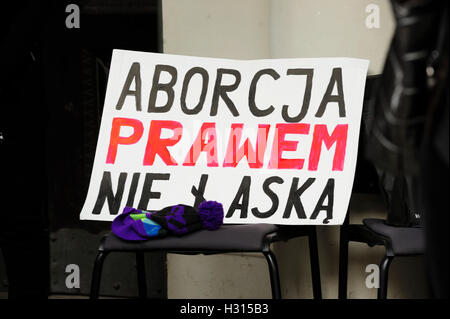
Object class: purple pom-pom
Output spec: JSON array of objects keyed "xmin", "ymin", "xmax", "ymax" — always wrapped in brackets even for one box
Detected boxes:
[{"xmin": 198, "ymin": 201, "xmax": 224, "ymax": 230}]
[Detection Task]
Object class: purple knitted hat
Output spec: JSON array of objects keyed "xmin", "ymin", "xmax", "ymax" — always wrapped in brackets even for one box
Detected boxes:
[
  {"xmin": 111, "ymin": 206, "xmax": 167, "ymax": 241},
  {"xmin": 149, "ymin": 201, "xmax": 224, "ymax": 236}
]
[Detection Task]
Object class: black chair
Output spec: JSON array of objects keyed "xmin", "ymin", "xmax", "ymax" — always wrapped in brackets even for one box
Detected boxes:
[
  {"xmin": 338, "ymin": 212, "xmax": 425, "ymax": 299},
  {"xmin": 90, "ymin": 224, "xmax": 322, "ymax": 299}
]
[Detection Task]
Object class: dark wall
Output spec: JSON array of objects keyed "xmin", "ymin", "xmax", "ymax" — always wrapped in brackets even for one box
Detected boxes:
[{"xmin": 1, "ymin": 0, "xmax": 166, "ymax": 297}]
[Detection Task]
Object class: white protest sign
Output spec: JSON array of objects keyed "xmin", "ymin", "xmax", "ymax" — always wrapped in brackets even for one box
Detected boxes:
[{"xmin": 80, "ymin": 50, "xmax": 369, "ymax": 225}]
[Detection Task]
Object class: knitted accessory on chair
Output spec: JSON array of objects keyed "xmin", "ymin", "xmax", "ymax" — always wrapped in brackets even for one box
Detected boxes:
[
  {"xmin": 111, "ymin": 206, "xmax": 167, "ymax": 241},
  {"xmin": 149, "ymin": 201, "xmax": 224, "ymax": 236}
]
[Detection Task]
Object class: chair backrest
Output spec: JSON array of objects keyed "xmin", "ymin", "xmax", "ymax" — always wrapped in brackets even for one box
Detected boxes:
[
  {"xmin": 343, "ymin": 75, "xmax": 383, "ymax": 227},
  {"xmin": 352, "ymin": 75, "xmax": 382, "ymax": 195}
]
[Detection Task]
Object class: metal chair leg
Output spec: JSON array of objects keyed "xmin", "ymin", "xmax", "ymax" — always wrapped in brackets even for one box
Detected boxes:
[
  {"xmin": 338, "ymin": 229, "xmax": 349, "ymax": 299},
  {"xmin": 90, "ymin": 251, "xmax": 109, "ymax": 299},
  {"xmin": 136, "ymin": 252, "xmax": 147, "ymax": 299},
  {"xmin": 308, "ymin": 227, "xmax": 322, "ymax": 299},
  {"xmin": 263, "ymin": 251, "xmax": 282, "ymax": 299},
  {"xmin": 378, "ymin": 255, "xmax": 393, "ymax": 299}
]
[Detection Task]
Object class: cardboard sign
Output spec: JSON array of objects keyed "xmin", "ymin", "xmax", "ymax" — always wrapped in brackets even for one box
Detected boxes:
[{"xmin": 80, "ymin": 50, "xmax": 369, "ymax": 225}]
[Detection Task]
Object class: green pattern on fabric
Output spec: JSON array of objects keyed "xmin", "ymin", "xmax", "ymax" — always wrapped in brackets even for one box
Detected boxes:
[{"xmin": 130, "ymin": 213, "xmax": 146, "ymax": 221}]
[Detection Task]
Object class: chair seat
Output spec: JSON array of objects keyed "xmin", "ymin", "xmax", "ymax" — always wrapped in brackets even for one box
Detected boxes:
[
  {"xmin": 363, "ymin": 218, "xmax": 425, "ymax": 255},
  {"xmin": 101, "ymin": 224, "xmax": 280, "ymax": 253}
]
